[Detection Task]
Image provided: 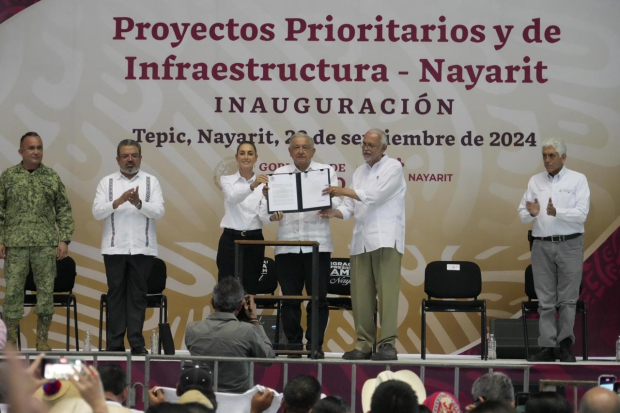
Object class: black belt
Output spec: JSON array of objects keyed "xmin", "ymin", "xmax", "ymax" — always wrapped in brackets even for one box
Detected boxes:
[
  {"xmin": 533, "ymin": 233, "xmax": 581, "ymax": 242},
  {"xmin": 224, "ymin": 228, "xmax": 262, "ymax": 237}
]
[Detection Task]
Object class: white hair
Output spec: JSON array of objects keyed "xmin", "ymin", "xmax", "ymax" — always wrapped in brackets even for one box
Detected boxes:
[
  {"xmin": 366, "ymin": 129, "xmax": 388, "ymax": 147},
  {"xmin": 290, "ymin": 132, "xmax": 314, "ymax": 149},
  {"xmin": 541, "ymin": 137, "xmax": 566, "ymax": 157}
]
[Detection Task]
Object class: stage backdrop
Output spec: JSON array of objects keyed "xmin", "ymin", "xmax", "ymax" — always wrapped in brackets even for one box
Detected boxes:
[{"xmin": 1, "ymin": 0, "xmax": 619, "ymax": 356}]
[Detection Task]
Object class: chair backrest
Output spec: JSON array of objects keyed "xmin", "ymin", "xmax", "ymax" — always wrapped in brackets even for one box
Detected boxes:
[
  {"xmin": 25, "ymin": 256, "xmax": 77, "ymax": 293},
  {"xmin": 424, "ymin": 261, "xmax": 482, "ymax": 299},
  {"xmin": 327, "ymin": 258, "xmax": 351, "ymax": 295},
  {"xmin": 524, "ymin": 265, "xmax": 537, "ymax": 299},
  {"xmin": 254, "ymin": 257, "xmax": 278, "ymax": 294},
  {"xmin": 147, "ymin": 257, "xmax": 167, "ymax": 295}
]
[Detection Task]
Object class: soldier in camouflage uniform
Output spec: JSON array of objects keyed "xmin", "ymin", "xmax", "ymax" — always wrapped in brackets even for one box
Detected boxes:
[{"xmin": 0, "ymin": 132, "xmax": 74, "ymax": 350}]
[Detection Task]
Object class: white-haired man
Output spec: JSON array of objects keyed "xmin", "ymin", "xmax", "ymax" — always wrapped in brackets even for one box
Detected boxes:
[
  {"xmin": 320, "ymin": 128, "xmax": 406, "ymax": 361},
  {"xmin": 518, "ymin": 138, "xmax": 590, "ymax": 362}
]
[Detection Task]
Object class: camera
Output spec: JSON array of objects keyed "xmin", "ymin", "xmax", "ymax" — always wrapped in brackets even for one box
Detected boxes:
[{"xmin": 40, "ymin": 357, "xmax": 83, "ymax": 380}]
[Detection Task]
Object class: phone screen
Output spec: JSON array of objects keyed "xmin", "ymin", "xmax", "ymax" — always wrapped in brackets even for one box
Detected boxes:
[
  {"xmin": 598, "ymin": 375, "xmax": 616, "ymax": 391},
  {"xmin": 41, "ymin": 357, "xmax": 83, "ymax": 380}
]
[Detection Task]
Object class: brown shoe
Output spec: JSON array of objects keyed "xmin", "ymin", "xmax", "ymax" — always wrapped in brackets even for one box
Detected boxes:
[
  {"xmin": 342, "ymin": 349, "xmax": 372, "ymax": 360},
  {"xmin": 371, "ymin": 343, "xmax": 398, "ymax": 361}
]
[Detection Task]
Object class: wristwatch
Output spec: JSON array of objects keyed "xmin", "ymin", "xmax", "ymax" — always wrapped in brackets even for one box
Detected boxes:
[{"xmin": 136, "ymin": 201, "xmax": 142, "ymax": 210}]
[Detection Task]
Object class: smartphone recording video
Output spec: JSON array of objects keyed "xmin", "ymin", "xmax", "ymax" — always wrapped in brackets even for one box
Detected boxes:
[
  {"xmin": 40, "ymin": 357, "xmax": 83, "ymax": 380},
  {"xmin": 598, "ymin": 375, "xmax": 616, "ymax": 391}
]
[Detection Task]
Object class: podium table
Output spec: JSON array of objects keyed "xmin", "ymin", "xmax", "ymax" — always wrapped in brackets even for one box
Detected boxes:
[{"xmin": 235, "ymin": 240, "xmax": 320, "ymax": 359}]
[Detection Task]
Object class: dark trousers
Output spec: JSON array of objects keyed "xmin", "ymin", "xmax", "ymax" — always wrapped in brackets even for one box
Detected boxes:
[
  {"xmin": 103, "ymin": 254, "xmax": 154, "ymax": 348},
  {"xmin": 276, "ymin": 252, "xmax": 330, "ymax": 349},
  {"xmin": 216, "ymin": 229, "xmax": 265, "ymax": 294}
]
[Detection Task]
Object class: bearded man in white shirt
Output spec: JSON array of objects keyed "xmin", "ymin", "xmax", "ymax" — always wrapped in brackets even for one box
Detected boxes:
[
  {"xmin": 320, "ymin": 128, "xmax": 406, "ymax": 361},
  {"xmin": 518, "ymin": 137, "xmax": 590, "ymax": 362},
  {"xmin": 263, "ymin": 132, "xmax": 340, "ymax": 359},
  {"xmin": 92, "ymin": 139, "xmax": 165, "ymax": 355}
]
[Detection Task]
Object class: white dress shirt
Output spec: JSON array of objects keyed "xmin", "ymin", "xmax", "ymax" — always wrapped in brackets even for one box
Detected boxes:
[
  {"xmin": 220, "ymin": 172, "xmax": 265, "ymax": 230},
  {"xmin": 261, "ymin": 161, "xmax": 341, "ymax": 255},
  {"xmin": 518, "ymin": 166, "xmax": 590, "ymax": 237},
  {"xmin": 337, "ymin": 155, "xmax": 407, "ymax": 256},
  {"xmin": 92, "ymin": 171, "xmax": 165, "ymax": 255}
]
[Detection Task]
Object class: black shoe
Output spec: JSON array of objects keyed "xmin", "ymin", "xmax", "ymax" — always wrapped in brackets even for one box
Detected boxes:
[
  {"xmin": 342, "ymin": 349, "xmax": 372, "ymax": 360},
  {"xmin": 527, "ymin": 347, "xmax": 555, "ymax": 362},
  {"xmin": 105, "ymin": 346, "xmax": 126, "ymax": 352},
  {"xmin": 371, "ymin": 343, "xmax": 398, "ymax": 361},
  {"xmin": 308, "ymin": 350, "xmax": 325, "ymax": 359},
  {"xmin": 559, "ymin": 339, "xmax": 576, "ymax": 362},
  {"xmin": 131, "ymin": 346, "xmax": 148, "ymax": 356}
]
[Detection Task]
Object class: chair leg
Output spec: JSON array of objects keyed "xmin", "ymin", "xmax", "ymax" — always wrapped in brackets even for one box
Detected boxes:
[
  {"xmin": 158, "ymin": 299, "xmax": 164, "ymax": 355},
  {"xmin": 522, "ymin": 303, "xmax": 530, "ymax": 360},
  {"xmin": 582, "ymin": 304, "xmax": 588, "ymax": 361},
  {"xmin": 73, "ymin": 297, "xmax": 79, "ymax": 351},
  {"xmin": 163, "ymin": 296, "xmax": 168, "ymax": 323},
  {"xmin": 274, "ymin": 301, "xmax": 282, "ymax": 350},
  {"xmin": 481, "ymin": 303, "xmax": 487, "ymax": 360},
  {"xmin": 421, "ymin": 301, "xmax": 426, "ymax": 360},
  {"xmin": 66, "ymin": 299, "xmax": 71, "ymax": 351}
]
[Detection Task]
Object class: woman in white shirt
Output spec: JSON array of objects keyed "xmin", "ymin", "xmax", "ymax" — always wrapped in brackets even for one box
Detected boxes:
[{"xmin": 217, "ymin": 142, "xmax": 282, "ymax": 293}]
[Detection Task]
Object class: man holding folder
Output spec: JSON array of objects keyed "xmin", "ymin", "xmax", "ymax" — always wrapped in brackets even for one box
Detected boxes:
[
  {"xmin": 262, "ymin": 132, "xmax": 340, "ymax": 359},
  {"xmin": 320, "ymin": 128, "xmax": 406, "ymax": 361}
]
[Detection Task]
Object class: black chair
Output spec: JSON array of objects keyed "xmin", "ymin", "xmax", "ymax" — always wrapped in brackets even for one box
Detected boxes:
[
  {"xmin": 421, "ymin": 261, "xmax": 487, "ymax": 360},
  {"xmin": 18, "ymin": 256, "xmax": 79, "ymax": 351},
  {"xmin": 326, "ymin": 258, "xmax": 377, "ymax": 351},
  {"xmin": 98, "ymin": 257, "xmax": 168, "ymax": 352},
  {"xmin": 521, "ymin": 264, "xmax": 588, "ymax": 360}
]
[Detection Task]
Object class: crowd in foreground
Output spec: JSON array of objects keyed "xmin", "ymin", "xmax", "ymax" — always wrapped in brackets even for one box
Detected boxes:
[{"xmin": 0, "ymin": 346, "xmax": 618, "ymax": 413}]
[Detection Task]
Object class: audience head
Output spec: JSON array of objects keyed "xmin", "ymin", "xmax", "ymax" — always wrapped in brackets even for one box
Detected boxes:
[
  {"xmin": 177, "ymin": 365, "xmax": 214, "ymax": 395},
  {"xmin": 211, "ymin": 277, "xmax": 246, "ymax": 313},
  {"xmin": 49, "ymin": 398, "xmax": 133, "ymax": 413},
  {"xmin": 282, "ymin": 374, "xmax": 322, "ymax": 413},
  {"xmin": 35, "ymin": 380, "xmax": 81, "ymax": 407},
  {"xmin": 525, "ymin": 392, "xmax": 570, "ymax": 413},
  {"xmin": 370, "ymin": 380, "xmax": 419, "ymax": 413},
  {"xmin": 312, "ymin": 396, "xmax": 350, "ymax": 413},
  {"xmin": 423, "ymin": 391, "xmax": 461, "ymax": 413},
  {"xmin": 471, "ymin": 373, "xmax": 514, "ymax": 406},
  {"xmin": 580, "ymin": 387, "xmax": 620, "ymax": 413},
  {"xmin": 362, "ymin": 370, "xmax": 425, "ymax": 413},
  {"xmin": 470, "ymin": 400, "xmax": 515, "ymax": 413},
  {"xmin": 97, "ymin": 363, "xmax": 128, "ymax": 402},
  {"xmin": 178, "ymin": 390, "xmax": 216, "ymax": 412}
]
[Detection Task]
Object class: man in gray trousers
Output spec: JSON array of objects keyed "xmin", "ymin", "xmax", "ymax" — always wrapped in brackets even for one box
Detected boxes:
[{"xmin": 518, "ymin": 137, "xmax": 590, "ymax": 362}]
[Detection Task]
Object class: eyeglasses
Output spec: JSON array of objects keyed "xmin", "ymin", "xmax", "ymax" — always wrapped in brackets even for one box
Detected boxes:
[{"xmin": 361, "ymin": 142, "xmax": 379, "ymax": 149}]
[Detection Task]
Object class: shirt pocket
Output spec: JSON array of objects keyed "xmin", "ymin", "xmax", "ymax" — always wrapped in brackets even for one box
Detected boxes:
[
  {"xmin": 555, "ymin": 187, "xmax": 576, "ymax": 208},
  {"xmin": 38, "ymin": 178, "xmax": 56, "ymax": 204},
  {"xmin": 531, "ymin": 183, "xmax": 549, "ymax": 203}
]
